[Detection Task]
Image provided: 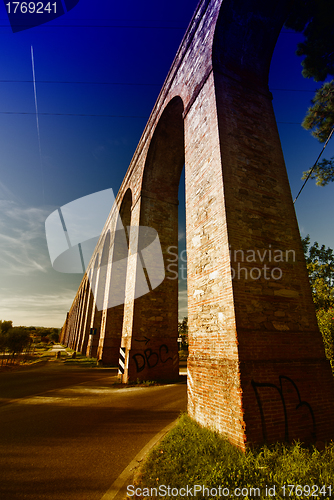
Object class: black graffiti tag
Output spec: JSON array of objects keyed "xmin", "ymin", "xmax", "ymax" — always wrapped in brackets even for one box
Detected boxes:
[
  {"xmin": 251, "ymin": 375, "xmax": 316, "ymax": 443},
  {"xmin": 132, "ymin": 344, "xmax": 173, "ymax": 373}
]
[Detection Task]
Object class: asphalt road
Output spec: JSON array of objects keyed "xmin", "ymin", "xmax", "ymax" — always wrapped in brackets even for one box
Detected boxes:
[{"xmin": 0, "ymin": 362, "xmax": 187, "ymax": 500}]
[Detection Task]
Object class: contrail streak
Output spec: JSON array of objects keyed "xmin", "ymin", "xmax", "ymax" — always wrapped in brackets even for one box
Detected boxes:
[{"xmin": 31, "ymin": 45, "xmax": 45, "ymax": 204}]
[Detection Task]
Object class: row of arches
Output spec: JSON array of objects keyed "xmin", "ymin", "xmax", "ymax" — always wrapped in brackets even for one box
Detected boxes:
[
  {"xmin": 61, "ymin": 96, "xmax": 186, "ymax": 380},
  {"xmin": 60, "ymin": 0, "xmax": 334, "ymax": 448}
]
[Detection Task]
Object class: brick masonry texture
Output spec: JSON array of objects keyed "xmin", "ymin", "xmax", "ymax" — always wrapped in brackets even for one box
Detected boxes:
[{"xmin": 60, "ymin": 0, "xmax": 334, "ymax": 448}]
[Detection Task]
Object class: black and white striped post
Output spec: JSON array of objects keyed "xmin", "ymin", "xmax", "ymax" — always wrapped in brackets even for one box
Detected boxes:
[{"xmin": 118, "ymin": 347, "xmax": 126, "ymax": 375}]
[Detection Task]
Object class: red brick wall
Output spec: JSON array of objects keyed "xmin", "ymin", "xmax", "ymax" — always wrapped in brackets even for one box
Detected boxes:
[{"xmin": 62, "ymin": 0, "xmax": 334, "ymax": 448}]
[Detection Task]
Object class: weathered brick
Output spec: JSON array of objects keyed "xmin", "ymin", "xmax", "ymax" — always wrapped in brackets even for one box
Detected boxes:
[{"xmin": 60, "ymin": 0, "xmax": 334, "ymax": 448}]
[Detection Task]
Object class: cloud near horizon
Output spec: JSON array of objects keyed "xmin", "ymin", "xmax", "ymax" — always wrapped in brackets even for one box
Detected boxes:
[
  {"xmin": 0, "ymin": 289, "xmax": 77, "ymax": 328},
  {"xmin": 0, "ymin": 200, "xmax": 51, "ymax": 276},
  {"xmin": 0, "ymin": 199, "xmax": 81, "ymax": 327}
]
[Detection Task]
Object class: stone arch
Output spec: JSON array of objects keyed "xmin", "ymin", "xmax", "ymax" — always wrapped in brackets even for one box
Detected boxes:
[
  {"xmin": 85, "ymin": 253, "xmax": 100, "ymax": 357},
  {"xmin": 75, "ymin": 276, "xmax": 90, "ymax": 352},
  {"xmin": 184, "ymin": 0, "xmax": 333, "ymax": 449},
  {"xmin": 120, "ymin": 96, "xmax": 185, "ymax": 382},
  {"xmin": 97, "ymin": 188, "xmax": 133, "ymax": 365},
  {"xmin": 87, "ymin": 232, "xmax": 111, "ymax": 358},
  {"xmin": 119, "ymin": 188, "xmax": 132, "ymax": 233},
  {"xmin": 141, "ymin": 96, "xmax": 185, "ymax": 203},
  {"xmin": 63, "ymin": 0, "xmax": 334, "ymax": 448},
  {"xmin": 72, "ymin": 288, "xmax": 84, "ymax": 351},
  {"xmin": 79, "ymin": 268, "xmax": 93, "ymax": 355}
]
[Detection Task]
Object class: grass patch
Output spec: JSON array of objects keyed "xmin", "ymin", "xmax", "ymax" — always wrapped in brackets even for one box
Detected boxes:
[
  {"xmin": 63, "ymin": 352, "xmax": 98, "ymax": 367},
  {"xmin": 136, "ymin": 414, "xmax": 334, "ymax": 499},
  {"xmin": 131, "ymin": 379, "xmax": 160, "ymax": 386},
  {"xmin": 178, "ymin": 350, "xmax": 189, "ymax": 361}
]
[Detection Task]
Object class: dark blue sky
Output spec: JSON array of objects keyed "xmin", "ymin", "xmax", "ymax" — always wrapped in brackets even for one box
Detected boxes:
[{"xmin": 0, "ymin": 0, "xmax": 333, "ymax": 326}]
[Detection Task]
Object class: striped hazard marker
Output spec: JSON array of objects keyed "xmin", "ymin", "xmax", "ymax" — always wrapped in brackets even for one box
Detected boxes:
[{"xmin": 118, "ymin": 347, "xmax": 126, "ymax": 375}]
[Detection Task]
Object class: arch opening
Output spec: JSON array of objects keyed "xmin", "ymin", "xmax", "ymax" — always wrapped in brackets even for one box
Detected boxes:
[
  {"xmin": 123, "ymin": 96, "xmax": 186, "ymax": 382},
  {"xmin": 98, "ymin": 188, "xmax": 133, "ymax": 365}
]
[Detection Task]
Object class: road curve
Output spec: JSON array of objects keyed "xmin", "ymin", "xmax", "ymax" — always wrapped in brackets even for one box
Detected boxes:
[{"xmin": 0, "ymin": 362, "xmax": 187, "ymax": 500}]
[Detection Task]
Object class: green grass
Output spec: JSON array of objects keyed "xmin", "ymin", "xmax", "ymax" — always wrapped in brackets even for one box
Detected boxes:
[
  {"xmin": 63, "ymin": 352, "xmax": 98, "ymax": 367},
  {"xmin": 136, "ymin": 414, "xmax": 334, "ymax": 499}
]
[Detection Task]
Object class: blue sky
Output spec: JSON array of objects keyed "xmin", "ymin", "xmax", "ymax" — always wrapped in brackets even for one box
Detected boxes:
[{"xmin": 0, "ymin": 0, "xmax": 333, "ymax": 327}]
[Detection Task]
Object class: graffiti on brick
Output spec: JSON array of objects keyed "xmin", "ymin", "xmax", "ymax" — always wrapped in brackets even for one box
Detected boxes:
[
  {"xmin": 134, "ymin": 336, "xmax": 151, "ymax": 345},
  {"xmin": 251, "ymin": 375, "xmax": 316, "ymax": 442},
  {"xmin": 132, "ymin": 344, "xmax": 173, "ymax": 373}
]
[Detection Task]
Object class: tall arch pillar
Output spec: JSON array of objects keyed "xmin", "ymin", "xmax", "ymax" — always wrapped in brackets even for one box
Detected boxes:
[
  {"xmin": 184, "ymin": 71, "xmax": 245, "ymax": 446},
  {"xmin": 185, "ymin": 0, "xmax": 334, "ymax": 448},
  {"xmin": 61, "ymin": 0, "xmax": 334, "ymax": 448},
  {"xmin": 119, "ymin": 195, "xmax": 179, "ymax": 381},
  {"xmin": 120, "ymin": 97, "xmax": 184, "ymax": 382},
  {"xmin": 97, "ymin": 192, "xmax": 133, "ymax": 366}
]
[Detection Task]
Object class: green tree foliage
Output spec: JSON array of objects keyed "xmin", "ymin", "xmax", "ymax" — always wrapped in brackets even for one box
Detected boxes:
[
  {"xmin": 301, "ymin": 82, "xmax": 334, "ymax": 185},
  {"xmin": 0, "ymin": 321, "xmax": 13, "ymax": 364},
  {"xmin": 0, "ymin": 320, "xmax": 13, "ymax": 335},
  {"xmin": 285, "ymin": 0, "xmax": 334, "ymax": 82},
  {"xmin": 302, "ymin": 81, "xmax": 334, "ymax": 142},
  {"xmin": 302, "ymin": 156, "xmax": 334, "ymax": 186},
  {"xmin": 178, "ymin": 317, "xmax": 188, "ymax": 350},
  {"xmin": 6, "ymin": 327, "xmax": 31, "ymax": 356},
  {"xmin": 285, "ymin": 2, "xmax": 334, "ymax": 187},
  {"xmin": 49, "ymin": 330, "xmax": 60, "ymax": 343},
  {"xmin": 0, "ymin": 322, "xmax": 59, "ymax": 366},
  {"xmin": 302, "ymin": 235, "xmax": 334, "ymax": 310},
  {"xmin": 317, "ymin": 309, "xmax": 334, "ymax": 362},
  {"xmin": 302, "ymin": 236, "xmax": 334, "ymax": 366}
]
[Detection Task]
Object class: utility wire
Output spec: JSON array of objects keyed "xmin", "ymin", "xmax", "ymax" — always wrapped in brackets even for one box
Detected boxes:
[
  {"xmin": 0, "ymin": 79, "xmax": 161, "ymax": 86},
  {"xmin": 293, "ymin": 126, "xmax": 334, "ymax": 204},
  {"xmin": 0, "ymin": 111, "xmax": 148, "ymax": 117},
  {"xmin": 270, "ymin": 88, "xmax": 318, "ymax": 92},
  {"xmin": 0, "ymin": 24, "xmax": 186, "ymax": 29},
  {"xmin": 0, "ymin": 110, "xmax": 304, "ymax": 123},
  {"xmin": 0, "ymin": 80, "xmax": 318, "ymax": 92}
]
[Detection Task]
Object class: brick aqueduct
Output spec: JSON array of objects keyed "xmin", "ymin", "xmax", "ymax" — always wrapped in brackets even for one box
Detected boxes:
[{"xmin": 60, "ymin": 0, "xmax": 334, "ymax": 448}]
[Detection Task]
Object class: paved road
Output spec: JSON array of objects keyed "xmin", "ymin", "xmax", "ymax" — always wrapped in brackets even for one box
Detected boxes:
[{"xmin": 0, "ymin": 362, "xmax": 187, "ymax": 500}]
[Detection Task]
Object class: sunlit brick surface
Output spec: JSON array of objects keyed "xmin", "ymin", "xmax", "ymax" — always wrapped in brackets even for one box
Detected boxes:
[{"xmin": 61, "ymin": 0, "xmax": 334, "ymax": 448}]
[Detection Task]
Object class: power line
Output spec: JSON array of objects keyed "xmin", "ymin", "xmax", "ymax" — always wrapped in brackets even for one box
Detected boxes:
[
  {"xmin": 0, "ymin": 110, "xmax": 306, "ymax": 122},
  {"xmin": 0, "ymin": 80, "xmax": 318, "ymax": 92},
  {"xmin": 0, "ymin": 79, "xmax": 161, "ymax": 86},
  {"xmin": 270, "ymin": 88, "xmax": 318, "ymax": 93},
  {"xmin": 0, "ymin": 24, "xmax": 186, "ymax": 29},
  {"xmin": 293, "ymin": 127, "xmax": 334, "ymax": 204},
  {"xmin": 0, "ymin": 110, "xmax": 148, "ymax": 117}
]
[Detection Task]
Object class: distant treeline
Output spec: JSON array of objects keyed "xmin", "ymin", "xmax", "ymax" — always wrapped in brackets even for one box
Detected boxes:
[{"xmin": 0, "ymin": 321, "xmax": 60, "ymax": 365}]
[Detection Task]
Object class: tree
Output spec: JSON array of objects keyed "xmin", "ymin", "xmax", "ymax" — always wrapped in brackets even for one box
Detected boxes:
[
  {"xmin": 301, "ymin": 81, "xmax": 334, "ymax": 142},
  {"xmin": 178, "ymin": 317, "xmax": 188, "ymax": 350},
  {"xmin": 49, "ymin": 329, "xmax": 60, "ymax": 343},
  {"xmin": 0, "ymin": 320, "xmax": 13, "ymax": 335},
  {"xmin": 302, "ymin": 235, "xmax": 334, "ymax": 310},
  {"xmin": 300, "ymin": 81, "xmax": 334, "ymax": 185},
  {"xmin": 302, "ymin": 236, "xmax": 334, "ymax": 367},
  {"xmin": 6, "ymin": 327, "xmax": 31, "ymax": 361},
  {"xmin": 285, "ymin": 2, "xmax": 334, "ymax": 187},
  {"xmin": 285, "ymin": 0, "xmax": 334, "ymax": 82},
  {"xmin": 302, "ymin": 156, "xmax": 334, "ymax": 186},
  {"xmin": 0, "ymin": 321, "xmax": 13, "ymax": 365}
]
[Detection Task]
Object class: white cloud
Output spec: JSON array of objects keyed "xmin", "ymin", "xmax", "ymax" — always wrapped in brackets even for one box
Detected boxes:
[
  {"xmin": 178, "ymin": 288, "xmax": 188, "ymax": 320},
  {"xmin": 178, "ymin": 230, "xmax": 186, "ymax": 241},
  {"xmin": 0, "ymin": 200, "xmax": 51, "ymax": 276},
  {"xmin": 0, "ymin": 180, "xmax": 20, "ymax": 202},
  {"xmin": 0, "ymin": 289, "xmax": 75, "ymax": 327}
]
